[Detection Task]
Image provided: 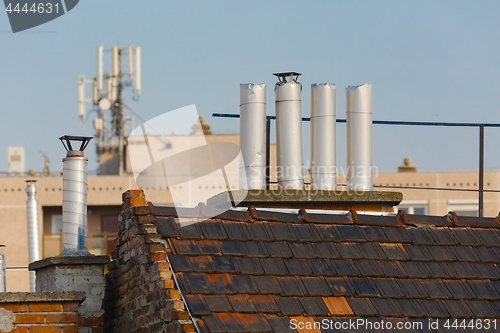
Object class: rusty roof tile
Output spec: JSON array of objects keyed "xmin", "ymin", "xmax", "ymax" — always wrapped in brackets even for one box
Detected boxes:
[
  {"xmin": 212, "ymin": 256, "xmax": 239, "ymax": 274},
  {"xmin": 189, "ymin": 256, "xmax": 216, "ymax": 273},
  {"xmin": 345, "ymin": 297, "xmax": 377, "ymax": 317},
  {"xmin": 266, "ymin": 222, "xmax": 297, "ymax": 241},
  {"xmin": 396, "ymin": 279, "xmax": 427, "ymax": 299},
  {"xmin": 442, "ymin": 279, "xmax": 475, "ymax": 299},
  {"xmin": 440, "ymin": 299, "xmax": 473, "ymax": 318},
  {"xmin": 277, "ymin": 276, "xmax": 308, "ymax": 296},
  {"xmin": 400, "ymin": 261, "xmax": 431, "ymax": 278},
  {"xmin": 205, "ymin": 273, "xmax": 236, "ymax": 294},
  {"xmin": 214, "ymin": 313, "xmax": 246, "ymax": 332},
  {"xmin": 199, "ymin": 314, "xmax": 223, "ymax": 333},
  {"xmin": 184, "ymin": 294, "xmax": 211, "ymax": 316},
  {"xmin": 370, "ymin": 298, "xmax": 397, "ymax": 316},
  {"xmin": 265, "ymin": 315, "xmax": 294, "ymax": 332},
  {"xmin": 248, "ymin": 207, "xmax": 303, "ymax": 223},
  {"xmin": 448, "ymin": 262, "xmax": 477, "ymax": 279},
  {"xmin": 469, "ymin": 263, "xmax": 498, "ymax": 279},
  {"xmin": 372, "ymin": 278, "xmax": 405, "ymax": 298},
  {"xmin": 197, "ymin": 239, "xmax": 222, "ymax": 256},
  {"xmin": 311, "ymin": 242, "xmax": 340, "ymax": 259},
  {"xmin": 425, "ymin": 228, "xmax": 457, "ymax": 245},
  {"xmin": 353, "ymin": 259, "xmax": 384, "ymax": 277},
  {"xmin": 220, "ymin": 240, "xmax": 244, "ymax": 256},
  {"xmin": 260, "ymin": 258, "xmax": 288, "ymax": 276},
  {"xmin": 236, "ymin": 257, "xmax": 264, "ymax": 275},
  {"xmin": 360, "ymin": 226, "xmax": 389, "ymax": 242},
  {"xmin": 178, "ymin": 221, "xmax": 203, "ymax": 239},
  {"xmin": 427, "ymin": 246, "xmax": 457, "ymax": 262},
  {"xmin": 275, "ymin": 297, "xmax": 305, "ymax": 316},
  {"xmin": 417, "ymin": 299, "xmax": 450, "ymax": 318},
  {"xmin": 425, "ymin": 262, "xmax": 455, "ymax": 279},
  {"xmin": 211, "ymin": 209, "xmax": 252, "ymax": 223},
  {"xmin": 298, "ymin": 297, "xmax": 329, "ymax": 316},
  {"xmin": 300, "ymin": 277, "xmax": 331, "ymax": 296},
  {"xmin": 314, "ymin": 224, "xmax": 342, "ymax": 241},
  {"xmin": 291, "ymin": 224, "xmax": 322, "ymax": 242},
  {"xmin": 288, "ymin": 242, "xmax": 315, "ymax": 259},
  {"xmin": 404, "ymin": 214, "xmax": 452, "ymax": 228},
  {"xmin": 380, "ymin": 242, "xmax": 410, "ymax": 260},
  {"xmin": 222, "ymin": 222, "xmax": 251, "ymax": 241},
  {"xmin": 169, "ymin": 239, "xmax": 200, "ymax": 255},
  {"xmin": 253, "ymin": 275, "xmax": 282, "ymax": 295},
  {"xmin": 473, "ymin": 229, "xmax": 500, "ymax": 246},
  {"xmin": 448, "ymin": 212, "xmax": 500, "ymax": 228},
  {"xmin": 402, "ymin": 244, "xmax": 433, "ymax": 261},
  {"xmin": 307, "ymin": 258, "xmax": 336, "ymax": 277},
  {"xmin": 335, "ymin": 242, "xmax": 365, "ymax": 259},
  {"xmin": 229, "ymin": 274, "xmax": 259, "ymax": 294},
  {"xmin": 250, "ymin": 295, "xmax": 279, "ymax": 313},
  {"xmin": 324, "ymin": 277, "xmax": 355, "ymax": 297},
  {"xmin": 382, "ymin": 226, "xmax": 412, "ymax": 243},
  {"xmin": 288, "ymin": 316, "xmax": 322, "ymax": 333},
  {"xmin": 472, "ymin": 246, "xmax": 498, "ymax": 263},
  {"xmin": 204, "ymin": 294, "xmax": 233, "ymax": 312},
  {"xmin": 467, "ymin": 280, "xmax": 498, "ymax": 300},
  {"xmin": 419, "ymin": 279, "xmax": 452, "ymax": 299},
  {"xmin": 350, "ymin": 278, "xmax": 380, "ymax": 297},
  {"xmin": 265, "ymin": 241, "xmax": 293, "ymax": 258},
  {"xmin": 406, "ymin": 228, "xmax": 434, "ymax": 245},
  {"xmin": 449, "ymin": 228, "xmax": 482, "ymax": 246},
  {"xmin": 179, "ymin": 273, "xmax": 210, "ymax": 294},
  {"xmin": 327, "ymin": 259, "xmax": 359, "ymax": 277},
  {"xmin": 155, "ymin": 217, "xmax": 181, "ymax": 238},
  {"xmin": 353, "ymin": 213, "xmax": 403, "ymax": 227},
  {"xmin": 377, "ymin": 260, "xmax": 407, "ymax": 278},
  {"xmin": 226, "ymin": 294, "xmax": 255, "ymax": 313},
  {"xmin": 358, "ymin": 242, "xmax": 387, "ymax": 260},
  {"xmin": 240, "ymin": 240, "xmax": 269, "ymax": 258},
  {"xmin": 299, "ymin": 209, "xmax": 351, "ymax": 224},
  {"xmin": 167, "ymin": 253, "xmax": 192, "ymax": 272},
  {"xmin": 394, "ymin": 299, "xmax": 426, "ymax": 317},
  {"xmin": 493, "ymin": 280, "xmax": 500, "ymax": 295},
  {"xmin": 465, "ymin": 300, "xmax": 499, "ymax": 318},
  {"xmin": 336, "ymin": 225, "xmax": 365, "ymax": 241},
  {"xmin": 322, "ymin": 296, "xmax": 354, "ymax": 316},
  {"xmin": 284, "ymin": 258, "xmax": 313, "ymax": 276},
  {"xmin": 246, "ymin": 222, "xmax": 275, "ymax": 241},
  {"xmin": 198, "ymin": 220, "xmax": 228, "ymax": 240},
  {"xmin": 450, "ymin": 246, "xmax": 480, "ymax": 262}
]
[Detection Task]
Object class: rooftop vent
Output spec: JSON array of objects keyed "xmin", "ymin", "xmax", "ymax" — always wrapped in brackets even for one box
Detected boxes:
[{"xmin": 26, "ymin": 180, "xmax": 41, "ymax": 291}]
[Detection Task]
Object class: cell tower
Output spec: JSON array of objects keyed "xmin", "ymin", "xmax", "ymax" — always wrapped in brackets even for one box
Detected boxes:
[{"xmin": 78, "ymin": 45, "xmax": 141, "ymax": 175}]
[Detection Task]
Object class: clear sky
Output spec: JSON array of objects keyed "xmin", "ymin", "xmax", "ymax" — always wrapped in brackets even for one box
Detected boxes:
[{"xmin": 1, "ymin": 1, "xmax": 500, "ymax": 173}]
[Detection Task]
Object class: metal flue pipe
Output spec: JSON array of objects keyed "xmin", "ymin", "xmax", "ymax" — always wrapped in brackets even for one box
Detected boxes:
[
  {"xmin": 346, "ymin": 84, "xmax": 373, "ymax": 191},
  {"xmin": 0, "ymin": 253, "xmax": 5, "ymax": 292},
  {"xmin": 310, "ymin": 83, "xmax": 336, "ymax": 190},
  {"xmin": 26, "ymin": 180, "xmax": 41, "ymax": 291},
  {"xmin": 274, "ymin": 72, "xmax": 304, "ymax": 190},
  {"xmin": 59, "ymin": 135, "xmax": 93, "ymax": 255},
  {"xmin": 239, "ymin": 83, "xmax": 267, "ymax": 190}
]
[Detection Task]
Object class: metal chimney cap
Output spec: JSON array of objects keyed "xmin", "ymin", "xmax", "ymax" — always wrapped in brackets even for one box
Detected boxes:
[
  {"xmin": 273, "ymin": 72, "xmax": 301, "ymax": 84},
  {"xmin": 59, "ymin": 135, "xmax": 93, "ymax": 153}
]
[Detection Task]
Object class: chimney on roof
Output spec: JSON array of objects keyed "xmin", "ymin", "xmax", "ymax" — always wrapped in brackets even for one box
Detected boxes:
[
  {"xmin": 346, "ymin": 84, "xmax": 373, "ymax": 191},
  {"xmin": 59, "ymin": 135, "xmax": 93, "ymax": 255},
  {"xmin": 26, "ymin": 180, "xmax": 41, "ymax": 291},
  {"xmin": 310, "ymin": 83, "xmax": 336, "ymax": 190},
  {"xmin": 0, "ymin": 252, "xmax": 5, "ymax": 292},
  {"xmin": 274, "ymin": 72, "xmax": 304, "ymax": 190},
  {"xmin": 239, "ymin": 83, "xmax": 267, "ymax": 190}
]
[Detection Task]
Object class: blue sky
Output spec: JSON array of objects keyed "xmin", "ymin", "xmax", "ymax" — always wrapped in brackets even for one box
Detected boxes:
[{"xmin": 1, "ymin": 1, "xmax": 500, "ymax": 173}]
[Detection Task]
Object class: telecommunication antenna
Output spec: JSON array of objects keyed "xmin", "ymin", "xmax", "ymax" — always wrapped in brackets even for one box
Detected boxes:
[{"xmin": 77, "ymin": 45, "xmax": 141, "ymax": 175}]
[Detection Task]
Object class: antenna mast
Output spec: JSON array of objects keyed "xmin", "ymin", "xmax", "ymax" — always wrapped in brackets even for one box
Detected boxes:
[{"xmin": 77, "ymin": 45, "xmax": 141, "ymax": 175}]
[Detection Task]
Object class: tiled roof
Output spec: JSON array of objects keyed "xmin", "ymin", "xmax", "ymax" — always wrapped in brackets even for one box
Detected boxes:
[{"xmin": 153, "ymin": 206, "xmax": 500, "ymax": 333}]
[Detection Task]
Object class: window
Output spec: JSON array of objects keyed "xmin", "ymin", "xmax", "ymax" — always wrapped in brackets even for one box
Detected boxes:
[
  {"xmin": 448, "ymin": 201, "xmax": 478, "ymax": 217},
  {"xmin": 397, "ymin": 201, "xmax": 428, "ymax": 215},
  {"xmin": 51, "ymin": 215, "xmax": 62, "ymax": 234}
]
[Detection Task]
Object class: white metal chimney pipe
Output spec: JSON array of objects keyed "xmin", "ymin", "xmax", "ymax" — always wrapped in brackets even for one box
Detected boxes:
[
  {"xmin": 275, "ymin": 73, "xmax": 304, "ymax": 190},
  {"xmin": 239, "ymin": 83, "xmax": 267, "ymax": 190},
  {"xmin": 310, "ymin": 84, "xmax": 336, "ymax": 190},
  {"xmin": 59, "ymin": 135, "xmax": 92, "ymax": 255},
  {"xmin": 0, "ymin": 253, "xmax": 5, "ymax": 292},
  {"xmin": 346, "ymin": 84, "xmax": 373, "ymax": 191},
  {"xmin": 26, "ymin": 180, "xmax": 41, "ymax": 291}
]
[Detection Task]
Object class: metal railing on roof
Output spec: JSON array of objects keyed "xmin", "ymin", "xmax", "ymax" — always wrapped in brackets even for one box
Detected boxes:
[{"xmin": 212, "ymin": 113, "xmax": 500, "ymax": 217}]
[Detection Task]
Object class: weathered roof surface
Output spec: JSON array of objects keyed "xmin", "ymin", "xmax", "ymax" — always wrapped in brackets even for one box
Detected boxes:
[{"xmin": 154, "ymin": 206, "xmax": 500, "ymax": 333}]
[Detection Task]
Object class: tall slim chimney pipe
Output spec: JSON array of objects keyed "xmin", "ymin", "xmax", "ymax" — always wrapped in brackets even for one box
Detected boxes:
[
  {"xmin": 0, "ymin": 252, "xmax": 5, "ymax": 292},
  {"xmin": 239, "ymin": 83, "xmax": 267, "ymax": 190},
  {"xmin": 346, "ymin": 84, "xmax": 373, "ymax": 191},
  {"xmin": 274, "ymin": 72, "xmax": 304, "ymax": 190},
  {"xmin": 310, "ymin": 83, "xmax": 336, "ymax": 190},
  {"xmin": 26, "ymin": 180, "xmax": 40, "ymax": 291},
  {"xmin": 59, "ymin": 135, "xmax": 93, "ymax": 255}
]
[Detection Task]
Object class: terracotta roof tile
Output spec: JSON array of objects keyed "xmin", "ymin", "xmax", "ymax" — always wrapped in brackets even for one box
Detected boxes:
[
  {"xmin": 322, "ymin": 297, "xmax": 354, "ymax": 316},
  {"xmin": 149, "ymin": 203, "xmax": 500, "ymax": 331}
]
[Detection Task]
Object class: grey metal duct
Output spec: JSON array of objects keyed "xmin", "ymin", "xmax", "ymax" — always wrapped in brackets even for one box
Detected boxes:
[
  {"xmin": 310, "ymin": 83, "xmax": 336, "ymax": 190},
  {"xmin": 59, "ymin": 135, "xmax": 93, "ymax": 255},
  {"xmin": 239, "ymin": 83, "xmax": 267, "ymax": 190},
  {"xmin": 274, "ymin": 72, "xmax": 304, "ymax": 190},
  {"xmin": 26, "ymin": 180, "xmax": 41, "ymax": 291},
  {"xmin": 346, "ymin": 84, "xmax": 373, "ymax": 191}
]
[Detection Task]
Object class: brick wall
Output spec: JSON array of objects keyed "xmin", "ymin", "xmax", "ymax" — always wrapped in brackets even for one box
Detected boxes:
[
  {"xmin": 103, "ymin": 190, "xmax": 194, "ymax": 333},
  {"xmin": 0, "ymin": 292, "xmax": 84, "ymax": 333}
]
